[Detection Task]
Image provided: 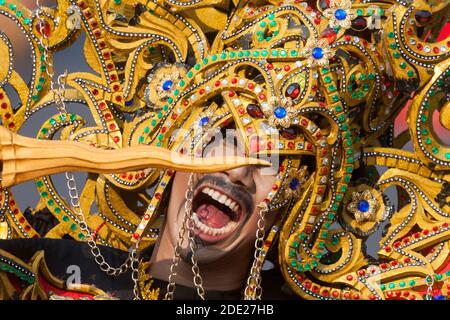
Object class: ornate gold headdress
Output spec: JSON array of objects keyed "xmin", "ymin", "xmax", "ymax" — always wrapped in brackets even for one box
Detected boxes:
[{"xmin": 0, "ymin": 0, "xmax": 449, "ymax": 300}]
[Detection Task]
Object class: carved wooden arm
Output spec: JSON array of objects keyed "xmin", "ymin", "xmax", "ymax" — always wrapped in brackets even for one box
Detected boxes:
[{"xmin": 0, "ymin": 126, "xmax": 268, "ymax": 188}]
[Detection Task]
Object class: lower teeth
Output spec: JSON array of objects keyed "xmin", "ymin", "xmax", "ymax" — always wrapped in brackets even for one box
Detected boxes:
[{"xmin": 192, "ymin": 212, "xmax": 236, "ymax": 236}]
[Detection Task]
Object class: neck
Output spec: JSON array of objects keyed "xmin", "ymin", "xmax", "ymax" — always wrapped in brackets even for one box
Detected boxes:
[{"xmin": 149, "ymin": 228, "xmax": 251, "ymax": 292}]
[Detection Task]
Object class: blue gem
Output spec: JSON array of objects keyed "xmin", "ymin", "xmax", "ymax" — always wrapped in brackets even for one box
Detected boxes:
[
  {"xmin": 312, "ymin": 47, "xmax": 324, "ymax": 59},
  {"xmin": 199, "ymin": 116, "xmax": 209, "ymax": 126},
  {"xmin": 434, "ymin": 295, "xmax": 446, "ymax": 300},
  {"xmin": 125, "ymin": 99, "xmax": 134, "ymax": 106},
  {"xmin": 162, "ymin": 80, "xmax": 173, "ymax": 91},
  {"xmin": 274, "ymin": 107, "xmax": 287, "ymax": 119},
  {"xmin": 357, "ymin": 200, "xmax": 370, "ymax": 212},
  {"xmin": 334, "ymin": 8, "xmax": 347, "ymax": 21},
  {"xmin": 289, "ymin": 178, "xmax": 300, "ymax": 190}
]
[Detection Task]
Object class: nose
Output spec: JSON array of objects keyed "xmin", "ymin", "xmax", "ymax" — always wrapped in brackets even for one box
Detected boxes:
[{"xmin": 223, "ymin": 165, "xmax": 256, "ymax": 194}]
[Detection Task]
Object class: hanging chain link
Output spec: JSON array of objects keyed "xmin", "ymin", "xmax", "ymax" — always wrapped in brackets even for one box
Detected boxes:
[
  {"xmin": 425, "ymin": 274, "xmax": 435, "ymax": 300},
  {"xmin": 184, "ymin": 174, "xmax": 206, "ymax": 300},
  {"xmin": 244, "ymin": 203, "xmax": 268, "ymax": 300},
  {"xmin": 35, "ymin": 1, "xmax": 136, "ymax": 278},
  {"xmin": 165, "ymin": 173, "xmax": 205, "ymax": 300}
]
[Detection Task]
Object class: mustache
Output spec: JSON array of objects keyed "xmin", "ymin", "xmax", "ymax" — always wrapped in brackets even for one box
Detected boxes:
[{"xmin": 193, "ymin": 175, "xmax": 255, "ymax": 215}]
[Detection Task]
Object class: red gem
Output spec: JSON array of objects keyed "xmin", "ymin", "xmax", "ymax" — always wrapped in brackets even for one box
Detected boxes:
[
  {"xmin": 343, "ymin": 292, "xmax": 350, "ymax": 299},
  {"xmin": 346, "ymin": 275, "xmax": 353, "ymax": 281},
  {"xmin": 94, "ymin": 30, "xmax": 102, "ymax": 38},
  {"xmin": 311, "ymin": 206, "xmax": 319, "ymax": 214},
  {"xmin": 110, "ymin": 74, "xmax": 117, "ymax": 81},
  {"xmin": 353, "ymin": 293, "xmax": 360, "ymax": 300},
  {"xmin": 248, "ymin": 82, "xmax": 255, "ymax": 90},
  {"xmin": 413, "ymin": 232, "xmax": 420, "ymax": 238},
  {"xmin": 312, "ymin": 285, "xmax": 319, "ymax": 293},
  {"xmin": 155, "ymin": 193, "xmax": 161, "ymax": 200},
  {"xmin": 417, "ymin": 43, "xmax": 423, "ymax": 50},
  {"xmin": 84, "ymin": 11, "xmax": 92, "ymax": 18},
  {"xmin": 407, "ymin": 28, "xmax": 413, "ymax": 35},
  {"xmin": 8, "ymin": 122, "xmax": 14, "ymax": 129},
  {"xmin": 214, "ymin": 80, "xmax": 221, "ymax": 87},
  {"xmin": 344, "ymin": 35, "xmax": 351, "ymax": 41},
  {"xmin": 0, "ymin": 93, "xmax": 4, "ymax": 99},
  {"xmin": 393, "ymin": 242, "xmax": 400, "ymax": 248},
  {"xmin": 132, "ymin": 233, "xmax": 140, "ymax": 239},
  {"xmin": 4, "ymin": 113, "xmax": 10, "ymax": 119},
  {"xmin": 25, "ymin": 225, "xmax": 31, "ymax": 231},
  {"xmin": 316, "ymin": 132, "xmax": 322, "ymax": 139},
  {"xmin": 369, "ymin": 294, "xmax": 376, "ymax": 300},
  {"xmin": 410, "ymin": 295, "xmax": 416, "ymax": 300},
  {"xmin": 231, "ymin": 78, "xmax": 237, "ymax": 84},
  {"xmin": 423, "ymin": 229, "xmax": 429, "ymax": 235},
  {"xmin": 358, "ymin": 270, "xmax": 365, "ymax": 276},
  {"xmin": 167, "ymin": 169, "xmax": 173, "ymax": 176},
  {"xmin": 433, "ymin": 47, "xmax": 439, "ymax": 54},
  {"xmin": 99, "ymin": 41, "xmax": 106, "ymax": 49},
  {"xmin": 301, "ymin": 119, "xmax": 308, "ymax": 126},
  {"xmin": 113, "ymin": 136, "xmax": 120, "ymax": 143},
  {"xmin": 321, "ymin": 27, "xmax": 337, "ymax": 44},
  {"xmin": 78, "ymin": 1, "xmax": 86, "ymax": 9},
  {"xmin": 272, "ymin": 184, "xmax": 278, "ymax": 191},
  {"xmin": 109, "ymin": 124, "xmax": 116, "ymax": 130},
  {"xmin": 115, "ymin": 95, "xmax": 122, "ymax": 102},
  {"xmin": 284, "ymin": 65, "xmax": 291, "ymax": 72},
  {"xmin": 99, "ymin": 102, "xmax": 106, "ymax": 109},
  {"xmin": 304, "ymin": 281, "xmax": 311, "ymax": 289},
  {"xmin": 432, "ymin": 226, "xmax": 439, "ymax": 232},
  {"xmin": 199, "ymin": 88, "xmax": 205, "ymax": 95},
  {"xmin": 322, "ymin": 290, "xmax": 329, "ymax": 297},
  {"xmin": 318, "ymin": 187, "xmax": 324, "ymax": 194},
  {"xmin": 134, "ymin": 173, "xmax": 140, "ymax": 179},
  {"xmin": 403, "ymin": 291, "xmax": 410, "ymax": 297},
  {"xmin": 267, "ymin": 141, "xmax": 273, "ymax": 150},
  {"xmin": 332, "ymin": 291, "xmax": 339, "ymax": 298},
  {"xmin": 304, "ymin": 225, "xmax": 312, "ymax": 234},
  {"xmin": 380, "ymin": 263, "xmax": 388, "ymax": 269},
  {"xmin": 403, "ymin": 237, "xmax": 410, "ymax": 244},
  {"xmin": 103, "ymin": 52, "xmax": 111, "ymax": 59},
  {"xmin": 391, "ymin": 261, "xmax": 398, "ymax": 266},
  {"xmin": 19, "ymin": 217, "xmax": 25, "ymax": 223},
  {"xmin": 314, "ymin": 18, "xmax": 321, "ymax": 25},
  {"xmin": 279, "ymin": 165, "xmax": 285, "ymax": 172},
  {"xmin": 266, "ymin": 63, "xmax": 274, "ymax": 70},
  {"xmin": 404, "ymin": 257, "xmax": 411, "ymax": 263},
  {"xmin": 90, "ymin": 20, "xmax": 98, "ymax": 28},
  {"xmin": 13, "ymin": 208, "xmax": 19, "ymax": 215},
  {"xmin": 238, "ymin": 107, "xmax": 245, "ymax": 115},
  {"xmin": 228, "ymin": 91, "xmax": 235, "ymax": 97},
  {"xmin": 321, "ymin": 167, "xmax": 329, "ymax": 175},
  {"xmin": 92, "ymin": 89, "xmax": 99, "ymax": 95},
  {"xmin": 263, "ymin": 240, "xmax": 272, "ymax": 247},
  {"xmin": 395, "ymin": 291, "xmax": 401, "ymax": 297},
  {"xmin": 171, "ymin": 113, "xmax": 177, "ymax": 120},
  {"xmin": 287, "ymin": 141, "xmax": 294, "ymax": 149},
  {"xmin": 9, "ymin": 200, "xmax": 15, "ymax": 206},
  {"xmin": 104, "ymin": 113, "xmax": 112, "ymax": 120},
  {"xmin": 258, "ymin": 93, "xmax": 266, "ymax": 100},
  {"xmin": 161, "ymin": 127, "xmax": 167, "ymax": 133},
  {"xmin": 386, "ymin": 291, "xmax": 394, "ymax": 298},
  {"xmin": 36, "ymin": 19, "xmax": 51, "ymax": 37},
  {"xmin": 107, "ymin": 63, "xmax": 114, "ymax": 70}
]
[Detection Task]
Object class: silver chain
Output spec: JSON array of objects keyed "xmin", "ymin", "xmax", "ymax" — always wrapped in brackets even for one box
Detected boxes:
[
  {"xmin": 244, "ymin": 203, "xmax": 268, "ymax": 300},
  {"xmin": 35, "ymin": 1, "xmax": 138, "ymax": 282},
  {"xmin": 164, "ymin": 173, "xmax": 205, "ymax": 300}
]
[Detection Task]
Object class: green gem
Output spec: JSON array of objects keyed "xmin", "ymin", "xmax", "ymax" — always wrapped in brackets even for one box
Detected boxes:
[
  {"xmin": 156, "ymin": 141, "xmax": 162, "ymax": 147},
  {"xmin": 36, "ymin": 180, "xmax": 43, "ymax": 188},
  {"xmin": 290, "ymin": 50, "xmax": 297, "ymax": 57},
  {"xmin": 311, "ymin": 260, "xmax": 318, "ymax": 267},
  {"xmin": 173, "ymin": 89, "xmax": 179, "ymax": 96},
  {"xmin": 389, "ymin": 43, "xmax": 397, "ymax": 50},
  {"xmin": 299, "ymin": 233, "xmax": 306, "ymax": 241},
  {"xmin": 202, "ymin": 58, "xmax": 208, "ymax": 65},
  {"xmin": 237, "ymin": 51, "xmax": 244, "ymax": 58},
  {"xmin": 269, "ymin": 20, "xmax": 276, "ymax": 27},
  {"xmin": 344, "ymin": 175, "xmax": 351, "ymax": 183},
  {"xmin": 445, "ymin": 153, "xmax": 450, "ymax": 160},
  {"xmin": 328, "ymin": 85, "xmax": 336, "ymax": 92},
  {"xmin": 70, "ymin": 114, "xmax": 76, "ymax": 121},
  {"xmin": 78, "ymin": 233, "xmax": 85, "ymax": 240},
  {"xmin": 265, "ymin": 36, "xmax": 272, "ymax": 42},
  {"xmin": 194, "ymin": 63, "xmax": 201, "ymax": 70},
  {"xmin": 179, "ymin": 80, "xmax": 185, "ymax": 87},
  {"xmin": 388, "ymin": 32, "xmax": 394, "ymax": 39},
  {"xmin": 318, "ymin": 241, "xmax": 325, "ymax": 249},
  {"xmin": 304, "ymin": 263, "xmax": 311, "ymax": 271},
  {"xmin": 24, "ymin": 17, "xmax": 31, "ymax": 24},
  {"xmin": 421, "ymin": 114, "xmax": 427, "ymax": 122},
  {"xmin": 187, "ymin": 71, "xmax": 193, "ymax": 78},
  {"xmin": 296, "ymin": 265, "xmax": 303, "ymax": 272},
  {"xmin": 435, "ymin": 274, "xmax": 443, "ymax": 281},
  {"xmin": 41, "ymin": 128, "xmax": 48, "ymax": 134},
  {"xmin": 0, "ymin": 0, "xmax": 5, "ymax": 5},
  {"xmin": 359, "ymin": 74, "xmax": 366, "ymax": 81},
  {"xmin": 271, "ymin": 49, "xmax": 278, "ymax": 57},
  {"xmin": 260, "ymin": 21, "xmax": 266, "ymax": 28},
  {"xmin": 346, "ymin": 166, "xmax": 353, "ymax": 173},
  {"xmin": 367, "ymin": 8, "xmax": 373, "ymax": 16},
  {"xmin": 393, "ymin": 52, "xmax": 400, "ymax": 59},
  {"xmin": 290, "ymin": 259, "xmax": 297, "ymax": 267},
  {"xmin": 114, "ymin": 0, "xmax": 121, "ymax": 4},
  {"xmin": 331, "ymin": 203, "xmax": 339, "ymax": 211},
  {"xmin": 54, "ymin": 207, "xmax": 61, "ymax": 214},
  {"xmin": 321, "ymin": 232, "xmax": 328, "ymax": 239},
  {"xmin": 380, "ymin": 284, "xmax": 386, "ymax": 291},
  {"xmin": 446, "ymin": 271, "xmax": 450, "ymax": 277},
  {"xmin": 36, "ymin": 84, "xmax": 43, "ymax": 91},
  {"xmin": 229, "ymin": 52, "xmax": 236, "ymax": 58},
  {"xmin": 280, "ymin": 50, "xmax": 287, "ymax": 57},
  {"xmin": 322, "ymin": 68, "xmax": 329, "ymax": 74},
  {"xmin": 62, "ymin": 216, "xmax": 69, "ymax": 222},
  {"xmin": 356, "ymin": 8, "xmax": 363, "ymax": 16},
  {"xmin": 432, "ymin": 147, "xmax": 439, "ymax": 154},
  {"xmin": 341, "ymin": 185, "xmax": 347, "ymax": 192},
  {"xmin": 157, "ymin": 112, "xmax": 162, "ymax": 119},
  {"xmin": 332, "ymin": 94, "xmax": 339, "ymax": 102},
  {"xmin": 335, "ymin": 105, "xmax": 342, "ymax": 112},
  {"xmin": 16, "ymin": 11, "xmax": 23, "ymax": 17},
  {"xmin": 424, "ymin": 101, "xmax": 430, "ymax": 109},
  {"xmin": 151, "ymin": 119, "xmax": 157, "ymax": 126},
  {"xmin": 9, "ymin": 3, "xmax": 16, "ymax": 10},
  {"xmin": 336, "ymin": 194, "xmax": 343, "ymax": 202},
  {"xmin": 324, "ymin": 76, "xmax": 331, "ymax": 83},
  {"xmin": 59, "ymin": 114, "xmax": 66, "ymax": 121},
  {"xmin": 268, "ymin": 13, "xmax": 275, "ymax": 20},
  {"xmin": 388, "ymin": 283, "xmax": 395, "ymax": 289},
  {"xmin": 292, "ymin": 240, "xmax": 299, "ymax": 248},
  {"xmin": 257, "ymin": 37, "xmax": 264, "ymax": 42},
  {"xmin": 407, "ymin": 70, "xmax": 414, "ymax": 77},
  {"xmin": 253, "ymin": 51, "xmax": 259, "ymax": 57},
  {"xmin": 40, "ymin": 65, "xmax": 46, "ymax": 72},
  {"xmin": 220, "ymin": 52, "xmax": 227, "ymax": 59},
  {"xmin": 409, "ymin": 280, "xmax": 415, "ymax": 286},
  {"xmin": 256, "ymin": 30, "xmax": 263, "ymax": 36},
  {"xmin": 316, "ymin": 252, "xmax": 323, "ymax": 259},
  {"xmin": 167, "ymin": 97, "xmax": 173, "ymax": 104},
  {"xmin": 47, "ymin": 199, "xmax": 54, "ymax": 206},
  {"xmin": 399, "ymin": 62, "xmax": 406, "ymax": 69},
  {"xmin": 379, "ymin": 9, "xmax": 385, "ymax": 15},
  {"xmin": 399, "ymin": 281, "xmax": 405, "ymax": 287},
  {"xmin": 244, "ymin": 50, "xmax": 251, "ymax": 57},
  {"xmin": 289, "ymin": 249, "xmax": 295, "ymax": 257},
  {"xmin": 70, "ymin": 223, "xmax": 77, "ymax": 231},
  {"xmin": 339, "ymin": 114, "xmax": 346, "ymax": 123},
  {"xmin": 41, "ymin": 191, "xmax": 48, "ymax": 198},
  {"xmin": 261, "ymin": 50, "xmax": 268, "ymax": 57},
  {"xmin": 138, "ymin": 136, "xmax": 144, "ymax": 143},
  {"xmin": 158, "ymin": 133, "xmax": 164, "ymax": 141},
  {"xmin": 211, "ymin": 55, "xmax": 217, "ymax": 61},
  {"xmin": 144, "ymin": 127, "xmax": 150, "ymax": 134}
]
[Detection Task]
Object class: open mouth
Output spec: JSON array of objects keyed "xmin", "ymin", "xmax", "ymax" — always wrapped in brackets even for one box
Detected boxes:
[{"xmin": 192, "ymin": 186, "xmax": 245, "ymax": 244}]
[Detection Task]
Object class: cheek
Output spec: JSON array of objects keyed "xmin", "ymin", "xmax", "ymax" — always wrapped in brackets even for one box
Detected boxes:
[{"xmin": 254, "ymin": 172, "xmax": 277, "ymax": 203}]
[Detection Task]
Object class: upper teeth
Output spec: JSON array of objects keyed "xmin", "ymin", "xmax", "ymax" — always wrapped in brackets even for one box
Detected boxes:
[{"xmin": 202, "ymin": 187, "xmax": 240, "ymax": 214}]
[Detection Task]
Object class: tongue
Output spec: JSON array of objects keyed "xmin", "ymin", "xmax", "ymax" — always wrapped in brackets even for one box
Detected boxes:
[{"xmin": 196, "ymin": 204, "xmax": 230, "ymax": 228}]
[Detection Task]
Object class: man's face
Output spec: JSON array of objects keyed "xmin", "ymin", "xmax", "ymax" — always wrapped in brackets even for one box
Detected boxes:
[{"xmin": 164, "ymin": 132, "xmax": 278, "ymax": 264}]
